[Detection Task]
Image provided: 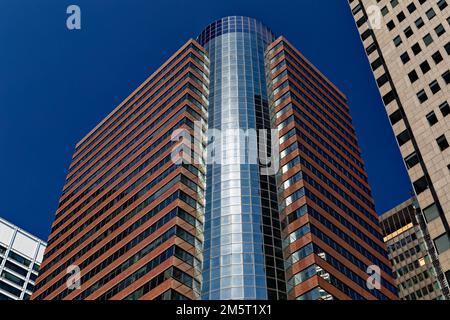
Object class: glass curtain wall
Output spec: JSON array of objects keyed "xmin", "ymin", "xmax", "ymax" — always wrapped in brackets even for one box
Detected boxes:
[{"xmin": 198, "ymin": 16, "xmax": 286, "ymax": 300}]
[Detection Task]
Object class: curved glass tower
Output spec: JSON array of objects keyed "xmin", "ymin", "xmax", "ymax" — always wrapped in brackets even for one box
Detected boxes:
[{"xmin": 198, "ymin": 16, "xmax": 286, "ymax": 300}]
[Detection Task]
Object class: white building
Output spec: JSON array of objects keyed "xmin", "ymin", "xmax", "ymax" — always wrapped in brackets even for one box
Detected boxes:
[{"xmin": 0, "ymin": 217, "xmax": 46, "ymax": 300}]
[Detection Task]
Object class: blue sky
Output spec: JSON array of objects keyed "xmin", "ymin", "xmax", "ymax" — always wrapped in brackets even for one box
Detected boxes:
[{"xmin": 0, "ymin": 0, "xmax": 412, "ymax": 241}]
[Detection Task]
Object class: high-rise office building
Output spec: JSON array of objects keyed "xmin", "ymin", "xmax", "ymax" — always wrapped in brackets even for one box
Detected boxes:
[
  {"xmin": 32, "ymin": 40, "xmax": 209, "ymax": 300},
  {"xmin": 348, "ymin": 0, "xmax": 450, "ymax": 298},
  {"xmin": 380, "ymin": 198, "xmax": 444, "ymax": 299},
  {"xmin": 266, "ymin": 36, "xmax": 397, "ymax": 300},
  {"xmin": 0, "ymin": 217, "xmax": 46, "ymax": 300},
  {"xmin": 33, "ymin": 16, "xmax": 396, "ymax": 300}
]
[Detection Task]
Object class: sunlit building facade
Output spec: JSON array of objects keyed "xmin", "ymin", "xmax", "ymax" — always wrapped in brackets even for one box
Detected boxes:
[{"xmin": 348, "ymin": 0, "xmax": 450, "ymax": 298}]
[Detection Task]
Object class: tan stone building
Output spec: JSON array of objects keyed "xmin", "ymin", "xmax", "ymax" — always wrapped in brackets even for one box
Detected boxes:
[{"xmin": 348, "ymin": 0, "xmax": 450, "ymax": 298}]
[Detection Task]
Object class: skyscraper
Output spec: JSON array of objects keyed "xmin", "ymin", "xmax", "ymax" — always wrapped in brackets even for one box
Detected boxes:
[
  {"xmin": 380, "ymin": 198, "xmax": 444, "ymax": 299},
  {"xmin": 0, "ymin": 216, "xmax": 47, "ymax": 300},
  {"xmin": 266, "ymin": 36, "xmax": 397, "ymax": 300},
  {"xmin": 33, "ymin": 16, "xmax": 396, "ymax": 300},
  {"xmin": 32, "ymin": 40, "xmax": 209, "ymax": 300},
  {"xmin": 348, "ymin": 0, "xmax": 450, "ymax": 298}
]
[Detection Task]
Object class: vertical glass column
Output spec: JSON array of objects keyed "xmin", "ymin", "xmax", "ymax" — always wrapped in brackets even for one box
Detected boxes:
[{"xmin": 198, "ymin": 16, "xmax": 282, "ymax": 300}]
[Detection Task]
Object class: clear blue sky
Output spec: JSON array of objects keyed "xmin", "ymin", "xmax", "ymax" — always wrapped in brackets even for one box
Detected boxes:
[{"xmin": 0, "ymin": 0, "xmax": 412, "ymax": 241}]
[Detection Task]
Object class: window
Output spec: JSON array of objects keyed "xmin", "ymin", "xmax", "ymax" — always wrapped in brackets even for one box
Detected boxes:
[
  {"xmin": 389, "ymin": 109, "xmax": 402, "ymax": 125},
  {"xmin": 387, "ymin": 20, "xmax": 396, "ymax": 31},
  {"xmin": 366, "ymin": 43, "xmax": 377, "ymax": 55},
  {"xmin": 383, "ymin": 91, "xmax": 396, "ymax": 105},
  {"xmin": 437, "ymin": 0, "xmax": 448, "ymax": 10},
  {"xmin": 352, "ymin": 3, "xmax": 362, "ymax": 15},
  {"xmin": 434, "ymin": 234, "xmax": 450, "ymax": 254},
  {"xmin": 8, "ymin": 251, "xmax": 31, "ymax": 267},
  {"xmin": 407, "ymin": 2, "xmax": 416, "ymax": 13},
  {"xmin": 397, "ymin": 12, "xmax": 406, "ymax": 23},
  {"xmin": 29, "ymin": 273, "xmax": 37, "ymax": 282},
  {"xmin": 401, "ymin": 52, "xmax": 411, "ymax": 64},
  {"xmin": 357, "ymin": 16, "xmax": 367, "ymax": 27},
  {"xmin": 420, "ymin": 61, "xmax": 431, "ymax": 74},
  {"xmin": 408, "ymin": 70, "xmax": 419, "ymax": 83},
  {"xmin": 1, "ymin": 271, "xmax": 24, "ymax": 287},
  {"xmin": 371, "ymin": 57, "xmax": 383, "ymax": 71},
  {"xmin": 423, "ymin": 34, "xmax": 434, "ymax": 46},
  {"xmin": 440, "ymin": 101, "xmax": 450, "ymax": 117},
  {"xmin": 32, "ymin": 263, "xmax": 40, "ymax": 273},
  {"xmin": 4, "ymin": 261, "xmax": 28, "ymax": 277},
  {"xmin": 437, "ymin": 135, "xmax": 449, "ymax": 151},
  {"xmin": 417, "ymin": 90, "xmax": 428, "ymax": 103},
  {"xmin": 426, "ymin": 111, "xmax": 438, "ymax": 126},
  {"xmin": 26, "ymin": 282, "xmax": 35, "ymax": 293},
  {"xmin": 435, "ymin": 24, "xmax": 446, "ymax": 37},
  {"xmin": 397, "ymin": 130, "xmax": 411, "ymax": 146},
  {"xmin": 0, "ymin": 292, "xmax": 13, "ymax": 301},
  {"xmin": 394, "ymin": 36, "xmax": 403, "ymax": 47},
  {"xmin": 361, "ymin": 29, "xmax": 372, "ymax": 41},
  {"xmin": 413, "ymin": 176, "xmax": 429, "ymax": 194},
  {"xmin": 432, "ymin": 51, "xmax": 443, "ymax": 64},
  {"xmin": 377, "ymin": 73, "xmax": 389, "ymax": 87},
  {"xmin": 0, "ymin": 281, "xmax": 21, "ymax": 298},
  {"xmin": 415, "ymin": 17, "xmax": 425, "ymax": 29},
  {"xmin": 381, "ymin": 6, "xmax": 389, "ymax": 16},
  {"xmin": 412, "ymin": 43, "xmax": 422, "ymax": 55},
  {"xmin": 446, "ymin": 42, "xmax": 450, "ymax": 55},
  {"xmin": 442, "ymin": 70, "xmax": 450, "ymax": 84},
  {"xmin": 391, "ymin": 0, "xmax": 399, "ymax": 8},
  {"xmin": 416, "ymin": 290, "xmax": 423, "ymax": 299},
  {"xmin": 426, "ymin": 8, "xmax": 436, "ymax": 20},
  {"xmin": 429, "ymin": 80, "xmax": 441, "ymax": 94},
  {"xmin": 423, "ymin": 204, "xmax": 440, "ymax": 222},
  {"xmin": 404, "ymin": 27, "xmax": 414, "ymax": 38},
  {"xmin": 404, "ymin": 152, "xmax": 419, "ymax": 169}
]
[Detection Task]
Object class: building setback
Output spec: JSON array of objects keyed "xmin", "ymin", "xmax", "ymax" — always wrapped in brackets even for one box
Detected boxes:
[
  {"xmin": 0, "ymin": 217, "xmax": 46, "ymax": 300},
  {"xmin": 380, "ymin": 198, "xmax": 444, "ymax": 299},
  {"xmin": 34, "ymin": 16, "xmax": 396, "ymax": 300},
  {"xmin": 348, "ymin": 0, "xmax": 450, "ymax": 298}
]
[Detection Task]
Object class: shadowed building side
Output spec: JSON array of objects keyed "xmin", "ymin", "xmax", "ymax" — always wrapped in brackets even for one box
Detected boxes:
[{"xmin": 32, "ymin": 39, "xmax": 209, "ymax": 300}]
